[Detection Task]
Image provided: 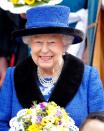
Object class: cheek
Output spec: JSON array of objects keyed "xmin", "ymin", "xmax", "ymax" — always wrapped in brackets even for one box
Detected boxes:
[
  {"xmin": 30, "ymin": 48, "xmax": 39, "ymax": 64},
  {"xmin": 58, "ymin": 43, "xmax": 65, "ymax": 52},
  {"xmin": 53, "ymin": 49, "xmax": 63, "ymax": 62},
  {"xmin": 54, "ymin": 46, "xmax": 64, "ymax": 56},
  {"xmin": 30, "ymin": 45, "xmax": 40, "ymax": 55},
  {"xmin": 31, "ymin": 52, "xmax": 38, "ymax": 64}
]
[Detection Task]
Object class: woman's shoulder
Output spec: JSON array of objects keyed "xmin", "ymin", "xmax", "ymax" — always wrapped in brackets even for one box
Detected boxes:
[
  {"xmin": 84, "ymin": 66, "xmax": 104, "ymax": 112},
  {"xmin": 83, "ymin": 65, "xmax": 102, "ymax": 88},
  {"xmin": 84, "ymin": 65, "xmax": 99, "ymax": 77},
  {"xmin": 0, "ymin": 67, "xmax": 15, "ymax": 94},
  {"xmin": 4, "ymin": 66, "xmax": 15, "ymax": 80}
]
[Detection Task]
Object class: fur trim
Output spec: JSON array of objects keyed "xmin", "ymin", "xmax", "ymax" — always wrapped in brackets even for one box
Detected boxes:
[{"xmin": 14, "ymin": 54, "xmax": 84, "ymax": 108}]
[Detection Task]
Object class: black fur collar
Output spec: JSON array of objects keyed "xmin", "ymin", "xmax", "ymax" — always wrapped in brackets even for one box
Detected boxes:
[{"xmin": 14, "ymin": 54, "xmax": 84, "ymax": 108}]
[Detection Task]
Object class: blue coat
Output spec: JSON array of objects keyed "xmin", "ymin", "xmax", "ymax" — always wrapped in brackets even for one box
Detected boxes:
[{"xmin": 0, "ymin": 55, "xmax": 104, "ymax": 131}]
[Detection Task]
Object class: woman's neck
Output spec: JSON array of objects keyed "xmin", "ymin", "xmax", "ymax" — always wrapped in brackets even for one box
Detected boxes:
[
  {"xmin": 39, "ymin": 69, "xmax": 54, "ymax": 77},
  {"xmin": 38, "ymin": 59, "xmax": 64, "ymax": 77}
]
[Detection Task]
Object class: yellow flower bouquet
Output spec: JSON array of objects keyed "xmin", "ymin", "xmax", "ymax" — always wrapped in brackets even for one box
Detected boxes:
[
  {"xmin": 0, "ymin": 0, "xmax": 63, "ymax": 14},
  {"xmin": 9, "ymin": 101, "xmax": 79, "ymax": 131},
  {"xmin": 10, "ymin": 0, "xmax": 52, "ymax": 6}
]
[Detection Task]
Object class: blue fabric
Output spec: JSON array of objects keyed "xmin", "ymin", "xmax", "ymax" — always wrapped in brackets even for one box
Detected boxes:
[
  {"xmin": 0, "ymin": 65, "xmax": 104, "ymax": 130},
  {"xmin": 26, "ymin": 5, "xmax": 70, "ymax": 28},
  {"xmin": 59, "ymin": 0, "xmax": 87, "ymax": 12}
]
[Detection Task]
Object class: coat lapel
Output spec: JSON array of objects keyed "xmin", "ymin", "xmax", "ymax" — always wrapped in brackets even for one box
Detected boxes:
[
  {"xmin": 14, "ymin": 54, "xmax": 84, "ymax": 108},
  {"xmin": 49, "ymin": 54, "xmax": 84, "ymax": 107},
  {"xmin": 14, "ymin": 57, "xmax": 45, "ymax": 108}
]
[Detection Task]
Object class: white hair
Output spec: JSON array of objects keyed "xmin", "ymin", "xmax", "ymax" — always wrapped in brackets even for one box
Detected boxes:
[
  {"xmin": 22, "ymin": 34, "xmax": 74, "ymax": 50},
  {"xmin": 62, "ymin": 35, "xmax": 74, "ymax": 50}
]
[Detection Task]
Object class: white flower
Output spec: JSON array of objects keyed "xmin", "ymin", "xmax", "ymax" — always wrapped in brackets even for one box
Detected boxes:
[
  {"xmin": 69, "ymin": 125, "xmax": 79, "ymax": 131},
  {"xmin": 17, "ymin": 109, "xmax": 27, "ymax": 118},
  {"xmin": 9, "ymin": 117, "xmax": 18, "ymax": 128},
  {"xmin": 9, "ymin": 127, "xmax": 16, "ymax": 131},
  {"xmin": 45, "ymin": 116, "xmax": 55, "ymax": 123},
  {"xmin": 9, "ymin": 117, "xmax": 25, "ymax": 131},
  {"xmin": 18, "ymin": 0, "xmax": 25, "ymax": 4},
  {"xmin": 31, "ymin": 115, "xmax": 37, "ymax": 124}
]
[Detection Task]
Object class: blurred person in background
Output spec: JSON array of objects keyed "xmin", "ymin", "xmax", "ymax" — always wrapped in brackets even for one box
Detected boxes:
[
  {"xmin": 80, "ymin": 112, "xmax": 104, "ymax": 131},
  {"xmin": 0, "ymin": 8, "xmax": 28, "ymax": 86}
]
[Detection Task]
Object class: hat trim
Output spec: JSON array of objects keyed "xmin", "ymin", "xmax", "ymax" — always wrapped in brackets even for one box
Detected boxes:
[{"xmin": 12, "ymin": 27, "xmax": 84, "ymax": 44}]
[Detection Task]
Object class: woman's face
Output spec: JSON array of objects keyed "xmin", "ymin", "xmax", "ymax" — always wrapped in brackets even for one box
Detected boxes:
[
  {"xmin": 29, "ymin": 34, "xmax": 65, "ymax": 70},
  {"xmin": 81, "ymin": 119, "xmax": 104, "ymax": 131}
]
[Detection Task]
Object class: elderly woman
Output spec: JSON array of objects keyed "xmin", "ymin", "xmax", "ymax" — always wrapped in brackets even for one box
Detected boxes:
[{"xmin": 0, "ymin": 5, "xmax": 104, "ymax": 130}]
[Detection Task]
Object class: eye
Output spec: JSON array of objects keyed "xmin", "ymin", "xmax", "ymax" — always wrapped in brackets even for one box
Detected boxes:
[
  {"xmin": 49, "ymin": 41, "xmax": 55, "ymax": 43},
  {"xmin": 34, "ymin": 41, "xmax": 43, "ymax": 46},
  {"xmin": 48, "ymin": 41, "xmax": 56, "ymax": 46}
]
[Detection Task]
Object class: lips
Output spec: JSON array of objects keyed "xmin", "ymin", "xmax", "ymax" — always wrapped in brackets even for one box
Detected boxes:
[{"xmin": 39, "ymin": 56, "xmax": 53, "ymax": 61}]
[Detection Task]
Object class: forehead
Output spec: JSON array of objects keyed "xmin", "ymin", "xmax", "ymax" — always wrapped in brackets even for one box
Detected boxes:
[{"xmin": 30, "ymin": 34, "xmax": 63, "ymax": 39}]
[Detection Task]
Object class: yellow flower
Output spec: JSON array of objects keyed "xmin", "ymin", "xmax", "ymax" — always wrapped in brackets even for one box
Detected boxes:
[
  {"xmin": 11, "ymin": 0, "xmax": 19, "ymax": 4},
  {"xmin": 54, "ymin": 117, "xmax": 60, "ymax": 125},
  {"xmin": 27, "ymin": 109, "xmax": 32, "ymax": 114},
  {"xmin": 46, "ymin": 108, "xmax": 56, "ymax": 116},
  {"xmin": 61, "ymin": 127, "xmax": 69, "ymax": 131},
  {"xmin": 25, "ymin": 0, "xmax": 35, "ymax": 5},
  {"xmin": 41, "ymin": 117, "xmax": 49, "ymax": 126},
  {"xmin": 27, "ymin": 124, "xmax": 41, "ymax": 131},
  {"xmin": 48, "ymin": 101, "xmax": 57, "ymax": 107},
  {"xmin": 46, "ymin": 103, "xmax": 57, "ymax": 115}
]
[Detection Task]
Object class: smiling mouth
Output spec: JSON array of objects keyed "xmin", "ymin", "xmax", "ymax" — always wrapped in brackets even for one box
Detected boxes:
[{"xmin": 39, "ymin": 56, "xmax": 53, "ymax": 61}]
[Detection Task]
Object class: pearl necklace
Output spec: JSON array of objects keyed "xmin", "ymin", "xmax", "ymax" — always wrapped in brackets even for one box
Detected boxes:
[{"xmin": 37, "ymin": 61, "xmax": 64, "ymax": 88}]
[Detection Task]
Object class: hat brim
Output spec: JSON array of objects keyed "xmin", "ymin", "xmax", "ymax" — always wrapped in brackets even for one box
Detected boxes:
[
  {"xmin": 0, "ymin": 0, "xmax": 63, "ymax": 14},
  {"xmin": 12, "ymin": 27, "xmax": 84, "ymax": 44}
]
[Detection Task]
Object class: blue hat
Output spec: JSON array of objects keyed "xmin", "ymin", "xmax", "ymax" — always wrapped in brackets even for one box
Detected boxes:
[{"xmin": 13, "ymin": 5, "xmax": 84, "ymax": 44}]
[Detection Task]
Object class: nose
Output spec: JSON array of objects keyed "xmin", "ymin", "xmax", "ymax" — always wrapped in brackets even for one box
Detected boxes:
[{"xmin": 41, "ymin": 43, "xmax": 49, "ymax": 53}]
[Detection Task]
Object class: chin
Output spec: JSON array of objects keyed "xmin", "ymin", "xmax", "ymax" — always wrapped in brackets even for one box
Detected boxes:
[{"xmin": 38, "ymin": 63, "xmax": 53, "ymax": 70}]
